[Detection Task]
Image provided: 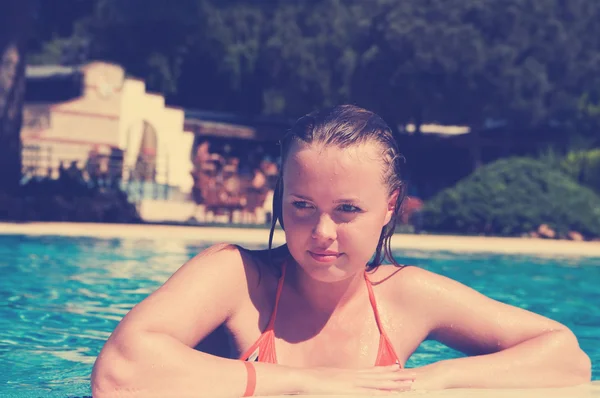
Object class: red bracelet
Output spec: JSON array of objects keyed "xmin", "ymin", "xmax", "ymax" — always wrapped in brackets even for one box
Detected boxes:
[{"xmin": 243, "ymin": 361, "xmax": 256, "ymax": 397}]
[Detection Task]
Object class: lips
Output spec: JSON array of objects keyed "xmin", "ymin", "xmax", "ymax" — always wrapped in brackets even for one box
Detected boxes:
[
  {"xmin": 308, "ymin": 250, "xmax": 340, "ymax": 263},
  {"xmin": 311, "ymin": 250, "xmax": 339, "ymax": 256}
]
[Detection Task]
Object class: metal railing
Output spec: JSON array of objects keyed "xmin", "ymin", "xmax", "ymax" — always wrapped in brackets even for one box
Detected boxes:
[{"xmin": 21, "ymin": 142, "xmax": 175, "ymax": 203}]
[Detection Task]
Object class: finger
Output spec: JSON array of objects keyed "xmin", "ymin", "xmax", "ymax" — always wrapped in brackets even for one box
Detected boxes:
[{"xmin": 391, "ymin": 370, "xmax": 418, "ymax": 381}]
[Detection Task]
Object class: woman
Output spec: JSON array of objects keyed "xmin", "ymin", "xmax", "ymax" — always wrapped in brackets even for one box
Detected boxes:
[{"xmin": 91, "ymin": 105, "xmax": 591, "ymax": 397}]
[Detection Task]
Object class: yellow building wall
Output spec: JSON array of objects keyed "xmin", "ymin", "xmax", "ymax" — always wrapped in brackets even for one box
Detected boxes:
[{"xmin": 22, "ymin": 61, "xmax": 195, "ymax": 195}]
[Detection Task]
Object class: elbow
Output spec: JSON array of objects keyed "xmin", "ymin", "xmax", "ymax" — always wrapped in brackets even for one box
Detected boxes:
[
  {"xmin": 554, "ymin": 330, "xmax": 592, "ymax": 385},
  {"xmin": 91, "ymin": 337, "xmax": 140, "ymax": 397},
  {"xmin": 571, "ymin": 348, "xmax": 592, "ymax": 384}
]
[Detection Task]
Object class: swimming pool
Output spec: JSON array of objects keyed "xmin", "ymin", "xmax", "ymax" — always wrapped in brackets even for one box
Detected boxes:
[{"xmin": 0, "ymin": 233, "xmax": 598, "ymax": 398}]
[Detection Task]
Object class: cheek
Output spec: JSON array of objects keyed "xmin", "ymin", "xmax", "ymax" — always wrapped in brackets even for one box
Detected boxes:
[
  {"xmin": 340, "ymin": 215, "xmax": 384, "ymax": 244},
  {"xmin": 347, "ymin": 211, "xmax": 389, "ymax": 255},
  {"xmin": 281, "ymin": 207, "xmax": 313, "ymax": 242},
  {"xmin": 282, "ymin": 206, "xmax": 309, "ymax": 227}
]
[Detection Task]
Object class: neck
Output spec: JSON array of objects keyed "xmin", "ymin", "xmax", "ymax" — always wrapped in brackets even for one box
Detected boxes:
[{"xmin": 288, "ymin": 260, "xmax": 366, "ymax": 314}]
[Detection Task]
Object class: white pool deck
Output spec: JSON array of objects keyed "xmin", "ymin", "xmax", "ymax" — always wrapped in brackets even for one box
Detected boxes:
[
  {"xmin": 1, "ymin": 221, "xmax": 599, "ymax": 257},
  {"xmin": 264, "ymin": 382, "xmax": 600, "ymax": 398},
  {"xmin": 1, "ymin": 222, "xmax": 598, "ymax": 396}
]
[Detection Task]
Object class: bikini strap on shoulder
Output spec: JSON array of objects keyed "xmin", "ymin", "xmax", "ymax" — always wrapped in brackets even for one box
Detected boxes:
[
  {"xmin": 364, "ymin": 271, "xmax": 386, "ymax": 335},
  {"xmin": 265, "ymin": 260, "xmax": 287, "ymax": 330}
]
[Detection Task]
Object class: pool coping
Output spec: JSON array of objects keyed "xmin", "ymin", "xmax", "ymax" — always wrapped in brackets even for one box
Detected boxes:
[
  {"xmin": 1, "ymin": 222, "xmax": 599, "ymax": 257},
  {"xmin": 263, "ymin": 381, "xmax": 600, "ymax": 397}
]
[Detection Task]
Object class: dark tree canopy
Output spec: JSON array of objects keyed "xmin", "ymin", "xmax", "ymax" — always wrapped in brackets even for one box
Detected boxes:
[{"xmin": 24, "ymin": 0, "xmax": 600, "ymax": 139}]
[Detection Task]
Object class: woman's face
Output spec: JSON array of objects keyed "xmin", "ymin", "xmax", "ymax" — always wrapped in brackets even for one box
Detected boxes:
[{"xmin": 282, "ymin": 141, "xmax": 395, "ymax": 282}]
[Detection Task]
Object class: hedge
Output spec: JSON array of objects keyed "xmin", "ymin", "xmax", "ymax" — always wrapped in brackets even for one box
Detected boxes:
[{"xmin": 422, "ymin": 157, "xmax": 600, "ymax": 238}]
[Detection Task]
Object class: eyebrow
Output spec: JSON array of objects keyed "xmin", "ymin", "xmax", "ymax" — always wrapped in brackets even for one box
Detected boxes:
[{"xmin": 289, "ymin": 193, "xmax": 363, "ymax": 204}]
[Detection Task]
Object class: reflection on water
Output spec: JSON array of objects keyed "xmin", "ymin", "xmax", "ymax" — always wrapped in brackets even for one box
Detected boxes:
[{"xmin": 0, "ymin": 234, "xmax": 598, "ymax": 397}]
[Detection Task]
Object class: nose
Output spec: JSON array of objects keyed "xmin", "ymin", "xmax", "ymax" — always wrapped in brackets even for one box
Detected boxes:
[{"xmin": 312, "ymin": 213, "xmax": 337, "ymax": 242}]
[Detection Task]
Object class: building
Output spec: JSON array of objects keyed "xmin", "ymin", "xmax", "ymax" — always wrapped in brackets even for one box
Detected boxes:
[
  {"xmin": 22, "ymin": 61, "xmax": 195, "ymax": 199},
  {"xmin": 22, "ymin": 61, "xmax": 291, "ymax": 223}
]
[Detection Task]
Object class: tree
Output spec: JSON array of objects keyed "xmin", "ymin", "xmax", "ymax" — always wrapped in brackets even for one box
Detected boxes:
[
  {"xmin": 354, "ymin": 0, "xmax": 600, "ymax": 165},
  {"xmin": 0, "ymin": 0, "xmax": 33, "ymax": 193},
  {"xmin": 27, "ymin": 0, "xmax": 95, "ymax": 65},
  {"xmin": 257, "ymin": 0, "xmax": 363, "ymax": 115},
  {"xmin": 191, "ymin": 0, "xmax": 366, "ymax": 116},
  {"xmin": 26, "ymin": 0, "xmax": 600, "ymax": 149}
]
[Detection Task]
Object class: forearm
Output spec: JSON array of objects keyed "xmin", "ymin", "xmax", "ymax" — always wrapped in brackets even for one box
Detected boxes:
[
  {"xmin": 92, "ymin": 331, "xmax": 304, "ymax": 398},
  {"xmin": 437, "ymin": 330, "xmax": 591, "ymax": 389}
]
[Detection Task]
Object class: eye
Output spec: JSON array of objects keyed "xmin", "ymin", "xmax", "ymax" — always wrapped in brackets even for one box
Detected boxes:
[
  {"xmin": 337, "ymin": 204, "xmax": 362, "ymax": 213},
  {"xmin": 292, "ymin": 201, "xmax": 313, "ymax": 210}
]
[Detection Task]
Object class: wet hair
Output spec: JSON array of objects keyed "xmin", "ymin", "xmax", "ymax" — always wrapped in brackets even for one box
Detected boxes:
[{"xmin": 267, "ymin": 104, "xmax": 407, "ymax": 271}]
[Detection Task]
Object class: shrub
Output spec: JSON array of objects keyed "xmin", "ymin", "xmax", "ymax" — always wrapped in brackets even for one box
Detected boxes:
[
  {"xmin": 422, "ymin": 157, "xmax": 600, "ymax": 238},
  {"xmin": 561, "ymin": 149, "xmax": 600, "ymax": 195}
]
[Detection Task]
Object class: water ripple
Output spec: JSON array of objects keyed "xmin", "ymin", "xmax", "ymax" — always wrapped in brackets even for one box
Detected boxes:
[{"xmin": 0, "ymin": 234, "xmax": 598, "ymax": 398}]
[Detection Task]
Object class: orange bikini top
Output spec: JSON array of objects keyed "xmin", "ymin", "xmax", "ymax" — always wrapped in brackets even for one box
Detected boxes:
[{"xmin": 239, "ymin": 261, "xmax": 401, "ymax": 366}]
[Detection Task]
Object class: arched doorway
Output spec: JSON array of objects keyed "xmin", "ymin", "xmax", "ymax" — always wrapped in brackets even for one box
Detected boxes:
[
  {"xmin": 133, "ymin": 121, "xmax": 158, "ymax": 182},
  {"xmin": 123, "ymin": 119, "xmax": 170, "ymax": 202}
]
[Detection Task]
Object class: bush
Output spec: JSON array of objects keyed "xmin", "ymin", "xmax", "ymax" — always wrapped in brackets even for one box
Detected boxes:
[
  {"xmin": 0, "ymin": 178, "xmax": 141, "ymax": 223},
  {"xmin": 422, "ymin": 157, "xmax": 600, "ymax": 238},
  {"xmin": 561, "ymin": 149, "xmax": 600, "ymax": 195}
]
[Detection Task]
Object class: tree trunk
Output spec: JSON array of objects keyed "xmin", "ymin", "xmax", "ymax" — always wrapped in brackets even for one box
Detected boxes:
[
  {"xmin": 468, "ymin": 127, "xmax": 483, "ymax": 170},
  {"xmin": 0, "ymin": 0, "xmax": 31, "ymax": 194}
]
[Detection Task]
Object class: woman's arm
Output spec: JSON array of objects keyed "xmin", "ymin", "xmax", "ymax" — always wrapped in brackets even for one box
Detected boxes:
[
  {"xmin": 91, "ymin": 244, "xmax": 302, "ymax": 397},
  {"xmin": 393, "ymin": 267, "xmax": 591, "ymax": 390},
  {"xmin": 417, "ymin": 328, "xmax": 591, "ymax": 390},
  {"xmin": 92, "ymin": 327, "xmax": 304, "ymax": 398}
]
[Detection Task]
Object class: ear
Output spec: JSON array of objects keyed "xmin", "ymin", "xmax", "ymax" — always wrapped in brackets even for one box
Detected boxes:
[{"xmin": 383, "ymin": 189, "xmax": 400, "ymax": 226}]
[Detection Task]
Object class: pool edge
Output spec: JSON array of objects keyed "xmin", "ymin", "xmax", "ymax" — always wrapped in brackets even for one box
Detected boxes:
[{"xmin": 0, "ymin": 222, "xmax": 599, "ymax": 258}]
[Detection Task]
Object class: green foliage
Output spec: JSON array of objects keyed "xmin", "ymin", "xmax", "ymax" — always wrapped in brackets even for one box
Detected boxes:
[
  {"xmin": 422, "ymin": 157, "xmax": 600, "ymax": 238},
  {"xmin": 258, "ymin": 1, "xmax": 364, "ymax": 114},
  {"xmin": 536, "ymin": 145, "xmax": 564, "ymax": 171},
  {"xmin": 561, "ymin": 149, "xmax": 600, "ymax": 195},
  {"xmin": 25, "ymin": 0, "xmax": 600, "ymax": 132},
  {"xmin": 355, "ymin": 0, "xmax": 600, "ymax": 129},
  {"xmin": 197, "ymin": 0, "xmax": 365, "ymax": 115},
  {"xmin": 83, "ymin": 0, "xmax": 206, "ymax": 94},
  {"xmin": 27, "ymin": 0, "xmax": 94, "ymax": 65},
  {"xmin": 27, "ymin": 36, "xmax": 90, "ymax": 65}
]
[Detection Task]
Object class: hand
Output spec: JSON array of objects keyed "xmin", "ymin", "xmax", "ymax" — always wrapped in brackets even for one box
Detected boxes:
[
  {"xmin": 407, "ymin": 362, "xmax": 450, "ymax": 391},
  {"xmin": 300, "ymin": 364, "xmax": 416, "ymax": 396}
]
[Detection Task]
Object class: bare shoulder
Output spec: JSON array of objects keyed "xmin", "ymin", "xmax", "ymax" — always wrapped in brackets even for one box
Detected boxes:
[
  {"xmin": 370, "ymin": 264, "xmax": 501, "ymax": 321},
  {"xmin": 369, "ymin": 264, "xmax": 461, "ymax": 297},
  {"xmin": 181, "ymin": 242, "xmax": 259, "ymax": 285},
  {"xmin": 367, "ymin": 264, "xmax": 469, "ymax": 329},
  {"xmin": 160, "ymin": 242, "xmax": 256, "ymax": 301},
  {"xmin": 109, "ymin": 242, "xmax": 267, "ymax": 348},
  {"xmin": 367, "ymin": 264, "xmax": 439, "ymax": 294},
  {"xmin": 369, "ymin": 263, "xmax": 569, "ymax": 355}
]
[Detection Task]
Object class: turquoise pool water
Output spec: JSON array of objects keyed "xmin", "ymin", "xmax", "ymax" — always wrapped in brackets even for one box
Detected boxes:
[{"xmin": 0, "ymin": 234, "xmax": 598, "ymax": 397}]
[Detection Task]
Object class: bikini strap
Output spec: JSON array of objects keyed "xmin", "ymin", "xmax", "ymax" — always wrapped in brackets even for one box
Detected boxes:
[
  {"xmin": 265, "ymin": 261, "xmax": 287, "ymax": 331},
  {"xmin": 364, "ymin": 271, "xmax": 386, "ymax": 336}
]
